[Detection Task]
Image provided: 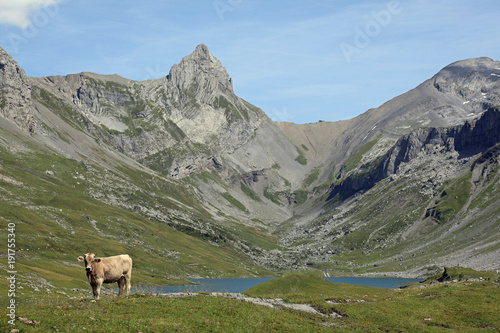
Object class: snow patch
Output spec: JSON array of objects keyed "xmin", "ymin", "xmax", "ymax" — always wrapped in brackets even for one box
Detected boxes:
[{"xmin": 362, "ymin": 125, "xmax": 377, "ymax": 141}]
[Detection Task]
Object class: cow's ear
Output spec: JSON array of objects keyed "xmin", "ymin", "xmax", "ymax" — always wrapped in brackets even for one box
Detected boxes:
[
  {"xmin": 77, "ymin": 256, "xmax": 84, "ymax": 262},
  {"xmin": 94, "ymin": 258, "xmax": 101, "ymax": 263}
]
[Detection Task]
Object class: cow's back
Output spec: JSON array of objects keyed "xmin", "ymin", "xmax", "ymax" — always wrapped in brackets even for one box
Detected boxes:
[{"xmin": 96, "ymin": 254, "xmax": 132, "ymax": 283}]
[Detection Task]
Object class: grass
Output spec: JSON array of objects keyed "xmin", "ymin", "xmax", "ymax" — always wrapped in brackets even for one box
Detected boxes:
[
  {"xmin": 221, "ymin": 192, "xmax": 248, "ymax": 213},
  {"xmin": 422, "ymin": 266, "xmax": 499, "ymax": 283},
  {"xmin": 293, "ymin": 189, "xmax": 308, "ymax": 206},
  {"xmin": 229, "ymin": 223, "xmax": 283, "ymax": 251},
  {"xmin": 194, "ymin": 170, "xmax": 226, "ymax": 186},
  {"xmin": 246, "ymin": 271, "xmax": 360, "ymax": 299},
  {"xmin": 469, "ymin": 171, "xmax": 500, "ymax": 210},
  {"xmin": 303, "ymin": 167, "xmax": 321, "ymax": 188},
  {"xmin": 214, "ymin": 95, "xmax": 249, "ymax": 123},
  {"xmin": 295, "ymin": 146, "xmax": 308, "ymax": 165},
  {"xmin": 246, "ymin": 270, "xmax": 500, "ymax": 331},
  {"xmin": 430, "ymin": 173, "xmax": 472, "ymax": 224},
  {"xmin": 264, "ymin": 186, "xmax": 283, "ymax": 205},
  {"xmin": 3, "ymin": 270, "xmax": 498, "ymax": 332},
  {"xmin": 345, "ymin": 136, "xmax": 380, "ymax": 172},
  {"xmin": 4, "ymin": 295, "xmax": 334, "ymax": 332},
  {"xmin": 240, "ymin": 182, "xmax": 262, "ymax": 202},
  {"xmin": 0, "ymin": 88, "xmax": 6, "ymax": 109}
]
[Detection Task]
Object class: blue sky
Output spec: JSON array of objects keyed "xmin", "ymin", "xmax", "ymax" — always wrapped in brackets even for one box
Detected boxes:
[{"xmin": 0, "ymin": 0, "xmax": 499, "ymax": 124}]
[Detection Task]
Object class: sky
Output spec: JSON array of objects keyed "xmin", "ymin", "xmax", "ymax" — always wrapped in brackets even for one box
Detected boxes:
[{"xmin": 0, "ymin": 0, "xmax": 499, "ymax": 124}]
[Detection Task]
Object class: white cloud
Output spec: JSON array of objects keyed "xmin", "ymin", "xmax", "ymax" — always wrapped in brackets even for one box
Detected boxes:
[{"xmin": 0, "ymin": 0, "xmax": 62, "ymax": 28}]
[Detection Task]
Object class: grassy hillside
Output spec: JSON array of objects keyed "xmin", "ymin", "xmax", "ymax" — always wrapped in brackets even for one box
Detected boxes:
[{"xmin": 0, "ymin": 125, "xmax": 274, "ymax": 299}]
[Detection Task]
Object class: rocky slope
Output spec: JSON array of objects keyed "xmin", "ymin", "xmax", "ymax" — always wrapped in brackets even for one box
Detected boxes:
[
  {"xmin": 278, "ymin": 107, "xmax": 500, "ymax": 273},
  {"xmin": 28, "ymin": 44, "xmax": 322, "ymax": 223},
  {"xmin": 272, "ymin": 57, "xmax": 500, "ymax": 274},
  {"xmin": 0, "ymin": 45, "xmax": 499, "ymax": 279}
]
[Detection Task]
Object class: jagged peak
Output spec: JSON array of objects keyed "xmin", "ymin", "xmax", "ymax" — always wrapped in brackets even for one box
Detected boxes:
[
  {"xmin": 167, "ymin": 44, "xmax": 233, "ymax": 95},
  {"xmin": 186, "ymin": 43, "xmax": 221, "ymax": 66},
  {"xmin": 192, "ymin": 43, "xmax": 211, "ymax": 59}
]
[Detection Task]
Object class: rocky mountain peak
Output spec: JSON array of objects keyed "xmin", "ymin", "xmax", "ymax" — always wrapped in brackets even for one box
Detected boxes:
[
  {"xmin": 0, "ymin": 47, "xmax": 34, "ymax": 132},
  {"xmin": 434, "ymin": 57, "xmax": 499, "ymax": 83},
  {"xmin": 191, "ymin": 43, "xmax": 211, "ymax": 60},
  {"xmin": 167, "ymin": 44, "xmax": 233, "ymax": 99},
  {"xmin": 433, "ymin": 57, "xmax": 500, "ymax": 106}
]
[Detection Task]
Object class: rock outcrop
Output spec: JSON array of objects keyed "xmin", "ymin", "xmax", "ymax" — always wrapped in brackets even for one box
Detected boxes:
[
  {"xmin": 433, "ymin": 57, "xmax": 500, "ymax": 108},
  {"xmin": 0, "ymin": 47, "xmax": 34, "ymax": 132},
  {"xmin": 30, "ymin": 44, "xmax": 270, "ymax": 179},
  {"xmin": 327, "ymin": 107, "xmax": 500, "ymax": 200},
  {"xmin": 166, "ymin": 43, "xmax": 234, "ymax": 103}
]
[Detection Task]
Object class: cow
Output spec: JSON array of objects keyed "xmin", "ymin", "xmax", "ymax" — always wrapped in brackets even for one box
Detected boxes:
[{"xmin": 77, "ymin": 253, "xmax": 132, "ymax": 300}]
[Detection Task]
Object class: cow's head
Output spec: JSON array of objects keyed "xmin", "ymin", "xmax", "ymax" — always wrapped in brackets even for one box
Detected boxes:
[{"xmin": 77, "ymin": 253, "xmax": 101, "ymax": 273}]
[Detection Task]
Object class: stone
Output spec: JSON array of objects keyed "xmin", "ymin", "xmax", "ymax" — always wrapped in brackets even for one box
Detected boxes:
[{"xmin": 0, "ymin": 47, "xmax": 34, "ymax": 133}]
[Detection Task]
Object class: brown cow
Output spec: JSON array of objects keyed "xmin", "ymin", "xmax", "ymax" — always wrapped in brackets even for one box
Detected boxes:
[{"xmin": 77, "ymin": 253, "xmax": 132, "ymax": 300}]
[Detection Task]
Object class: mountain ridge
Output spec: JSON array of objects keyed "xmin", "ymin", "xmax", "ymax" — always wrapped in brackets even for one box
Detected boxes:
[{"xmin": 1, "ymin": 44, "xmax": 499, "ymax": 282}]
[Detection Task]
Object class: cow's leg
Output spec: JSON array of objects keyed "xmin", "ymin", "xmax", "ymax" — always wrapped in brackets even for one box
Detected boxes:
[
  {"xmin": 92, "ymin": 284, "xmax": 99, "ymax": 299},
  {"xmin": 125, "ymin": 271, "xmax": 131, "ymax": 296},
  {"xmin": 93, "ymin": 278, "xmax": 103, "ymax": 300},
  {"xmin": 117, "ymin": 276, "xmax": 125, "ymax": 296}
]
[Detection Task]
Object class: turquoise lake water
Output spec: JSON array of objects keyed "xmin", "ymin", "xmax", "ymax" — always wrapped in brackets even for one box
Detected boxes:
[
  {"xmin": 325, "ymin": 277, "xmax": 421, "ymax": 289},
  {"xmin": 131, "ymin": 276, "xmax": 421, "ymax": 294}
]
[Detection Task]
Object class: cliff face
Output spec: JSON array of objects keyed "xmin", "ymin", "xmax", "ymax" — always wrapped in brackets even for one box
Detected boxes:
[
  {"xmin": 30, "ymin": 44, "xmax": 271, "ymax": 180},
  {"xmin": 27, "ymin": 45, "xmax": 313, "ymax": 224},
  {"xmin": 383, "ymin": 106, "xmax": 500, "ymax": 175},
  {"xmin": 326, "ymin": 107, "xmax": 500, "ymax": 200},
  {"xmin": 0, "ymin": 47, "xmax": 33, "ymax": 133}
]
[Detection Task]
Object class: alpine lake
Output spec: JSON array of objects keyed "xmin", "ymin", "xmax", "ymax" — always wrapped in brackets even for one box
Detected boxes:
[{"xmin": 131, "ymin": 276, "xmax": 422, "ymax": 294}]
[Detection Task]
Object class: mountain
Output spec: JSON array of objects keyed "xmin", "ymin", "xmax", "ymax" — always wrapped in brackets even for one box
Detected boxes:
[{"xmin": 0, "ymin": 45, "xmax": 499, "ymax": 291}]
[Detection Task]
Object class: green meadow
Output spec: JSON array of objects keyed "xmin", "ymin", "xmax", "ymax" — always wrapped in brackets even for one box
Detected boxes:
[{"xmin": 1, "ymin": 269, "xmax": 499, "ymax": 332}]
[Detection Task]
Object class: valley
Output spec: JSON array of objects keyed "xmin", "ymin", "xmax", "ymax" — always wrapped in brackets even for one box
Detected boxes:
[{"xmin": 0, "ymin": 44, "xmax": 499, "ymax": 294}]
